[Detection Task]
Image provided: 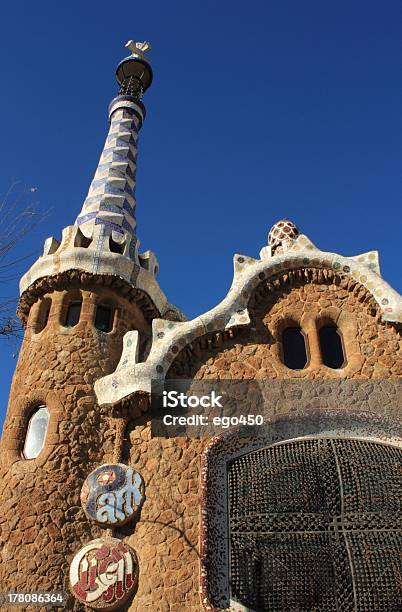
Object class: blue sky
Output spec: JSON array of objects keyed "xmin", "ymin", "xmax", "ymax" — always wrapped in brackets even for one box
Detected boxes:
[{"xmin": 0, "ymin": 0, "xmax": 401, "ymax": 430}]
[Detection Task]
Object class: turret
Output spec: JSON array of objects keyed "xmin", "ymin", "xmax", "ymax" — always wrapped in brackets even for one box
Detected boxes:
[{"xmin": 0, "ymin": 41, "xmax": 182, "ymax": 603}]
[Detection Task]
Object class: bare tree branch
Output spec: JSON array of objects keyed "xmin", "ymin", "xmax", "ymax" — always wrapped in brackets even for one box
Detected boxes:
[{"xmin": 0, "ymin": 182, "xmax": 49, "ymax": 340}]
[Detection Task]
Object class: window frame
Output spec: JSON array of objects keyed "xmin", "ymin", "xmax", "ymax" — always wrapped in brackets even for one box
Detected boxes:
[
  {"xmin": 65, "ymin": 301, "xmax": 82, "ymax": 327},
  {"xmin": 199, "ymin": 417, "xmax": 400, "ymax": 611},
  {"xmin": 22, "ymin": 405, "xmax": 50, "ymax": 460},
  {"xmin": 31, "ymin": 296, "xmax": 52, "ymax": 334},
  {"xmin": 94, "ymin": 303, "xmax": 115, "ymax": 333},
  {"xmin": 227, "ymin": 437, "xmax": 401, "ymax": 610},
  {"xmin": 318, "ymin": 323, "xmax": 346, "ymax": 369},
  {"xmin": 281, "ymin": 325, "xmax": 310, "ymax": 370}
]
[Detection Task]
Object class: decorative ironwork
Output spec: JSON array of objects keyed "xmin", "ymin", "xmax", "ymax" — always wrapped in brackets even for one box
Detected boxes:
[
  {"xmin": 228, "ymin": 438, "xmax": 402, "ymax": 611},
  {"xmin": 118, "ymin": 76, "xmax": 144, "ymax": 99}
]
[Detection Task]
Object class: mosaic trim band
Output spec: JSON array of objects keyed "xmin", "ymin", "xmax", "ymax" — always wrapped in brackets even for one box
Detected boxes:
[{"xmin": 95, "ymin": 233, "xmax": 402, "ymax": 406}]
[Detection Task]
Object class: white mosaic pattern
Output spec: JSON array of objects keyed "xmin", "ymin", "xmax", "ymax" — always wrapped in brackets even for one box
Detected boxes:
[
  {"xmin": 75, "ymin": 98, "xmax": 144, "ymax": 262},
  {"xmin": 19, "ymin": 97, "xmax": 184, "ymax": 321}
]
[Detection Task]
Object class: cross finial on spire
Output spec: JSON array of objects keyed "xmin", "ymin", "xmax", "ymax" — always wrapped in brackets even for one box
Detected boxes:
[{"xmin": 125, "ymin": 40, "xmax": 152, "ymax": 60}]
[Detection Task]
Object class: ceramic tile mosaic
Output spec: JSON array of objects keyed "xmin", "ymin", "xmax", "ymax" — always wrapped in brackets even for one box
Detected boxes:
[
  {"xmin": 95, "ymin": 231, "xmax": 402, "ymax": 406},
  {"xmin": 75, "ymin": 100, "xmax": 144, "ymax": 259},
  {"xmin": 18, "ymin": 94, "xmax": 184, "ymax": 322}
]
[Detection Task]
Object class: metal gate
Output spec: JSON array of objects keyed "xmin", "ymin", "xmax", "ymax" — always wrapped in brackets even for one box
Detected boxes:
[{"xmin": 228, "ymin": 438, "xmax": 402, "ymax": 611}]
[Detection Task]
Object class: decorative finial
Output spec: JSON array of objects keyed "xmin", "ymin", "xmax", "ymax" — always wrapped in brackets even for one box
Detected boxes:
[
  {"xmin": 125, "ymin": 40, "xmax": 152, "ymax": 59},
  {"xmin": 268, "ymin": 219, "xmax": 300, "ymax": 255},
  {"xmin": 116, "ymin": 40, "xmax": 153, "ymax": 99}
]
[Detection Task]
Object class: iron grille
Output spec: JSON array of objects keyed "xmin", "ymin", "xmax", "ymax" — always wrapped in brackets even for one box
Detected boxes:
[{"xmin": 228, "ymin": 438, "xmax": 402, "ymax": 611}]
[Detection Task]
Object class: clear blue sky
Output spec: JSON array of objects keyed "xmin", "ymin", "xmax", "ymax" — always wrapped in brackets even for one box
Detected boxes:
[{"xmin": 1, "ymin": 0, "xmax": 401, "ymax": 430}]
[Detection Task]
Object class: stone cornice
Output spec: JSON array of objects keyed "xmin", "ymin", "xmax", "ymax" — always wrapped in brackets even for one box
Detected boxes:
[{"xmin": 17, "ymin": 269, "xmax": 184, "ymax": 325}]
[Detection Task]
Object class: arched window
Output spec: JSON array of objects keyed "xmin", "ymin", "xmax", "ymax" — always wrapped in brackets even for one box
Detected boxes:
[
  {"xmin": 65, "ymin": 301, "xmax": 82, "ymax": 327},
  {"xmin": 95, "ymin": 304, "xmax": 114, "ymax": 332},
  {"xmin": 23, "ymin": 406, "xmax": 49, "ymax": 459},
  {"xmin": 34, "ymin": 297, "xmax": 51, "ymax": 333},
  {"xmin": 282, "ymin": 327, "xmax": 308, "ymax": 369},
  {"xmin": 41, "ymin": 300, "xmax": 51, "ymax": 330},
  {"xmin": 319, "ymin": 325, "xmax": 345, "ymax": 369}
]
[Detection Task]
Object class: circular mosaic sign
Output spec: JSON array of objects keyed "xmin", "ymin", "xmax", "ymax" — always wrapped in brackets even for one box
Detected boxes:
[
  {"xmin": 70, "ymin": 537, "xmax": 138, "ymax": 610},
  {"xmin": 81, "ymin": 463, "xmax": 145, "ymax": 526}
]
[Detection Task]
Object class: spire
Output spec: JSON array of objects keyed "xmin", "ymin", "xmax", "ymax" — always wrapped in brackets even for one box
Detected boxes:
[
  {"xmin": 75, "ymin": 41, "xmax": 153, "ymax": 262},
  {"xmin": 19, "ymin": 41, "xmax": 185, "ymax": 322}
]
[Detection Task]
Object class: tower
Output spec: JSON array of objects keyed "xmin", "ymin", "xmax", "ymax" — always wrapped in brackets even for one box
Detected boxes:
[{"xmin": 0, "ymin": 41, "xmax": 181, "ymax": 604}]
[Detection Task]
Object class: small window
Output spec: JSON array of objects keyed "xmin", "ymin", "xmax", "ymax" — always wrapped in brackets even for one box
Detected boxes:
[
  {"xmin": 35, "ymin": 297, "xmax": 51, "ymax": 333},
  {"xmin": 65, "ymin": 302, "xmax": 81, "ymax": 327},
  {"xmin": 95, "ymin": 304, "xmax": 114, "ymax": 332},
  {"xmin": 23, "ymin": 406, "xmax": 49, "ymax": 459},
  {"xmin": 41, "ymin": 302, "xmax": 51, "ymax": 329},
  {"xmin": 282, "ymin": 326, "xmax": 308, "ymax": 369},
  {"xmin": 319, "ymin": 325, "xmax": 345, "ymax": 369},
  {"xmin": 109, "ymin": 236, "xmax": 124, "ymax": 254}
]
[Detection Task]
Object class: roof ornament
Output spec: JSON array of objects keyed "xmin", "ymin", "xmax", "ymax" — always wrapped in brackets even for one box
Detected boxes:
[
  {"xmin": 125, "ymin": 40, "xmax": 152, "ymax": 59},
  {"xmin": 268, "ymin": 219, "xmax": 300, "ymax": 255},
  {"xmin": 116, "ymin": 40, "xmax": 153, "ymax": 99}
]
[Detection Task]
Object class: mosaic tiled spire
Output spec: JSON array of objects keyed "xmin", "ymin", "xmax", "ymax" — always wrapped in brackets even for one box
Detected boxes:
[
  {"xmin": 20, "ymin": 42, "xmax": 184, "ymax": 320},
  {"xmin": 75, "ymin": 41, "xmax": 153, "ymax": 262}
]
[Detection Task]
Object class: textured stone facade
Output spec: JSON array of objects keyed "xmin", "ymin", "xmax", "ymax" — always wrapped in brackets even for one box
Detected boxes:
[
  {"xmin": 115, "ymin": 270, "xmax": 400, "ymax": 611},
  {"xmin": 178, "ymin": 269, "xmax": 401, "ymax": 382},
  {"xmin": 0, "ymin": 279, "xmax": 151, "ymax": 608},
  {"xmin": 0, "ymin": 257, "xmax": 401, "ymax": 611}
]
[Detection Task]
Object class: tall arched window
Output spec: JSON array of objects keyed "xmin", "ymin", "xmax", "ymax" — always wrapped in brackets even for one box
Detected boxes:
[
  {"xmin": 65, "ymin": 301, "xmax": 82, "ymax": 327},
  {"xmin": 319, "ymin": 325, "xmax": 345, "ymax": 369},
  {"xmin": 282, "ymin": 327, "xmax": 308, "ymax": 369},
  {"xmin": 23, "ymin": 406, "xmax": 49, "ymax": 459},
  {"xmin": 35, "ymin": 297, "xmax": 51, "ymax": 333},
  {"xmin": 41, "ymin": 299, "xmax": 51, "ymax": 330},
  {"xmin": 95, "ymin": 304, "xmax": 114, "ymax": 332}
]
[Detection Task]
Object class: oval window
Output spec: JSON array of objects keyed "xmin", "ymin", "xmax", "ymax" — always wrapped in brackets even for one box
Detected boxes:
[
  {"xmin": 319, "ymin": 325, "xmax": 345, "ymax": 369},
  {"xmin": 23, "ymin": 406, "xmax": 49, "ymax": 459},
  {"xmin": 282, "ymin": 327, "xmax": 308, "ymax": 369}
]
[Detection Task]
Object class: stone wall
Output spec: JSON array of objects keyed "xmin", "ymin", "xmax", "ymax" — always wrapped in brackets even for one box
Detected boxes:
[
  {"xmin": 121, "ymin": 418, "xmax": 207, "ymax": 611},
  {"xmin": 121, "ymin": 270, "xmax": 400, "ymax": 610},
  {"xmin": 170, "ymin": 270, "xmax": 401, "ymax": 382}
]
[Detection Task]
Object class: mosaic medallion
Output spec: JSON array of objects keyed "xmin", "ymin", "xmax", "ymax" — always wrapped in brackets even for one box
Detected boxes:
[
  {"xmin": 70, "ymin": 537, "xmax": 138, "ymax": 609},
  {"xmin": 81, "ymin": 463, "xmax": 145, "ymax": 526}
]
